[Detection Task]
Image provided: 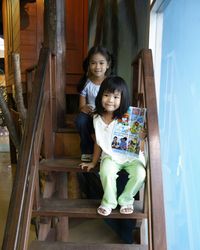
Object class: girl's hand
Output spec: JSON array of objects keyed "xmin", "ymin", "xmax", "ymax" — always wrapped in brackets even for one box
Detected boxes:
[
  {"xmin": 80, "ymin": 104, "xmax": 94, "ymax": 115},
  {"xmin": 139, "ymin": 128, "xmax": 147, "ymax": 140},
  {"xmin": 139, "ymin": 128, "xmax": 147, "ymax": 152},
  {"xmin": 79, "ymin": 162, "xmax": 95, "ymax": 172}
]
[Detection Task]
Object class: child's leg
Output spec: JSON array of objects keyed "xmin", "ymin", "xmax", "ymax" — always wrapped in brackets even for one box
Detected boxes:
[
  {"xmin": 118, "ymin": 160, "xmax": 146, "ymax": 206},
  {"xmin": 75, "ymin": 112, "xmax": 94, "ymax": 154},
  {"xmin": 99, "ymin": 157, "xmax": 120, "ymax": 209}
]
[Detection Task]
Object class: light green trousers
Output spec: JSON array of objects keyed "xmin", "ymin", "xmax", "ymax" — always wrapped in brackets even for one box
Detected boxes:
[{"xmin": 99, "ymin": 157, "xmax": 146, "ymax": 209}]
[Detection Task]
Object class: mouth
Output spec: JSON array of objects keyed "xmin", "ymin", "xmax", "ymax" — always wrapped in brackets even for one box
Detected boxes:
[{"xmin": 105, "ymin": 104, "xmax": 114, "ymax": 108}]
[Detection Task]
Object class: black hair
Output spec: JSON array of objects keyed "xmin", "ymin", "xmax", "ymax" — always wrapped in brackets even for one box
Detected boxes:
[
  {"xmin": 95, "ymin": 76, "xmax": 130, "ymax": 119},
  {"xmin": 77, "ymin": 45, "xmax": 114, "ymax": 93}
]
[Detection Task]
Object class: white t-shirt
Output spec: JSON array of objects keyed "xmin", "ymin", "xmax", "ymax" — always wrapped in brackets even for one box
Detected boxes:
[
  {"xmin": 80, "ymin": 79, "xmax": 100, "ymax": 108},
  {"xmin": 93, "ymin": 115, "xmax": 146, "ymax": 165}
]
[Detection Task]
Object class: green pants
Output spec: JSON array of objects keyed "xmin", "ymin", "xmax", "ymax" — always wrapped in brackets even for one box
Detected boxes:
[{"xmin": 99, "ymin": 157, "xmax": 146, "ymax": 209}]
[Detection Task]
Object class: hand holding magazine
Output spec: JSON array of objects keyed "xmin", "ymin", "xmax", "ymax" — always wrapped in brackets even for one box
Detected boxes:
[{"xmin": 111, "ymin": 106, "xmax": 146, "ymax": 157}]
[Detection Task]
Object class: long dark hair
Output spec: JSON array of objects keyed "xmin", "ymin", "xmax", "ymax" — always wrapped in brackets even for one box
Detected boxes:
[
  {"xmin": 77, "ymin": 45, "xmax": 114, "ymax": 93},
  {"xmin": 95, "ymin": 76, "xmax": 130, "ymax": 119}
]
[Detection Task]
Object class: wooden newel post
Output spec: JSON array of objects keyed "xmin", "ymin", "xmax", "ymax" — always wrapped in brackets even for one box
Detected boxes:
[{"xmin": 44, "ymin": 0, "xmax": 66, "ymax": 128}]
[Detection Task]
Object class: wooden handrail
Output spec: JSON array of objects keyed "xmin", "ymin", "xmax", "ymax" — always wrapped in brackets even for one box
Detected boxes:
[
  {"xmin": 2, "ymin": 47, "xmax": 51, "ymax": 250},
  {"xmin": 132, "ymin": 49, "xmax": 167, "ymax": 250}
]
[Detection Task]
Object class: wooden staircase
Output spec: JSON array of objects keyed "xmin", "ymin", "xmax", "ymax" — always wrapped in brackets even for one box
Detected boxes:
[
  {"xmin": 29, "ymin": 117, "xmax": 149, "ymax": 249},
  {"xmin": 2, "ymin": 48, "xmax": 167, "ymax": 250},
  {"xmin": 29, "ymin": 156, "xmax": 148, "ymax": 250},
  {"xmin": 29, "ymin": 241, "xmax": 148, "ymax": 250}
]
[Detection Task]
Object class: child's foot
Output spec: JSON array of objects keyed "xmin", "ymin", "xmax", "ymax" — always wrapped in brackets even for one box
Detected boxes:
[
  {"xmin": 81, "ymin": 154, "xmax": 93, "ymax": 162},
  {"xmin": 97, "ymin": 205, "xmax": 112, "ymax": 216},
  {"xmin": 120, "ymin": 204, "xmax": 134, "ymax": 214}
]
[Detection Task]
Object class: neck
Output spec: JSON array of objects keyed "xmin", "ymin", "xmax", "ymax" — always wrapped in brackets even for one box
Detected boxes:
[
  {"xmin": 89, "ymin": 75, "xmax": 105, "ymax": 84},
  {"xmin": 102, "ymin": 112, "xmax": 114, "ymax": 124}
]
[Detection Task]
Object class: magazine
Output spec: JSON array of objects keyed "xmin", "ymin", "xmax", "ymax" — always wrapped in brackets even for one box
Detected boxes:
[{"xmin": 111, "ymin": 106, "xmax": 146, "ymax": 157}]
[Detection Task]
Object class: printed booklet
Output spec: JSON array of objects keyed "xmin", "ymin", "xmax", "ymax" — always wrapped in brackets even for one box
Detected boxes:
[{"xmin": 111, "ymin": 106, "xmax": 146, "ymax": 157}]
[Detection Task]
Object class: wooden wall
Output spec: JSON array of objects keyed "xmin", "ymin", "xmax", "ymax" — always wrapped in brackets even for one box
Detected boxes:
[
  {"xmin": 20, "ymin": 0, "xmax": 43, "ymax": 83},
  {"xmin": 65, "ymin": 0, "xmax": 88, "ymax": 94},
  {"xmin": 3, "ymin": 0, "xmax": 88, "ymax": 94},
  {"xmin": 2, "ymin": 0, "xmax": 43, "ymax": 92},
  {"xmin": 2, "ymin": 0, "xmax": 20, "ymax": 92}
]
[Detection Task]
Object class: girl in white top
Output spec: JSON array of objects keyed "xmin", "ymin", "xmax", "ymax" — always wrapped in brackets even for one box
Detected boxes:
[
  {"xmin": 75, "ymin": 45, "xmax": 113, "ymax": 162},
  {"xmin": 80, "ymin": 76, "xmax": 146, "ymax": 216}
]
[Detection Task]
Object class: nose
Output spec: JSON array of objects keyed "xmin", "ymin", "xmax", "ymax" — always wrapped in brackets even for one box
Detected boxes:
[
  {"xmin": 108, "ymin": 95, "xmax": 114, "ymax": 102},
  {"xmin": 96, "ymin": 63, "xmax": 101, "ymax": 69}
]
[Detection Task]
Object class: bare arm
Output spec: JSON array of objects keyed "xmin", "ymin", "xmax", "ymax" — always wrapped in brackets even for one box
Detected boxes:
[
  {"xmin": 79, "ymin": 95, "xmax": 93, "ymax": 114},
  {"xmin": 80, "ymin": 138, "xmax": 102, "ymax": 172}
]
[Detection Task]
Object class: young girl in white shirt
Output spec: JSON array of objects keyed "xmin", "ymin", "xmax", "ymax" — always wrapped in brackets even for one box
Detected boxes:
[{"xmin": 80, "ymin": 76, "xmax": 146, "ymax": 216}]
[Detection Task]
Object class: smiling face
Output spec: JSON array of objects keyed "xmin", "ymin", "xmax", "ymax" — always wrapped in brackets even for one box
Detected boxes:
[
  {"xmin": 101, "ymin": 90, "xmax": 121, "ymax": 113},
  {"xmin": 89, "ymin": 53, "xmax": 109, "ymax": 80}
]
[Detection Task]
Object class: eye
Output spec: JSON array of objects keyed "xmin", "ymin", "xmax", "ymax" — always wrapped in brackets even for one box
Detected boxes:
[{"xmin": 114, "ymin": 95, "xmax": 120, "ymax": 99}]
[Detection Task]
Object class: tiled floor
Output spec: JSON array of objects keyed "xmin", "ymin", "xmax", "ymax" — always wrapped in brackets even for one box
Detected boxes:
[{"xmin": 0, "ymin": 135, "xmax": 122, "ymax": 248}]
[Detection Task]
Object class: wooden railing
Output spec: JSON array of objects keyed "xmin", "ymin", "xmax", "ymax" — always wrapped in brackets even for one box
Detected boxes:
[
  {"xmin": 2, "ymin": 47, "xmax": 52, "ymax": 250},
  {"xmin": 132, "ymin": 49, "xmax": 167, "ymax": 250}
]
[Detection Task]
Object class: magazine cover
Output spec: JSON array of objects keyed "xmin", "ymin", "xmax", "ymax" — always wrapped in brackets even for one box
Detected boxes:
[{"xmin": 111, "ymin": 106, "xmax": 146, "ymax": 157}]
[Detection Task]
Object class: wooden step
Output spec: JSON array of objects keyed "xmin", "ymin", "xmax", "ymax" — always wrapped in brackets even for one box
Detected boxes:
[
  {"xmin": 39, "ymin": 158, "xmax": 81, "ymax": 172},
  {"xmin": 39, "ymin": 158, "xmax": 99, "ymax": 172},
  {"xmin": 65, "ymin": 113, "xmax": 77, "ymax": 129},
  {"xmin": 32, "ymin": 198, "xmax": 146, "ymax": 219},
  {"xmin": 54, "ymin": 131, "xmax": 80, "ymax": 157},
  {"xmin": 29, "ymin": 241, "xmax": 148, "ymax": 250}
]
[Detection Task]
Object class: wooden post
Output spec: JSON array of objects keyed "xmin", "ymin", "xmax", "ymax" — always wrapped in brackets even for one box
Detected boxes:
[
  {"xmin": 44, "ymin": 0, "xmax": 66, "ymax": 129},
  {"xmin": 12, "ymin": 53, "xmax": 27, "ymax": 126}
]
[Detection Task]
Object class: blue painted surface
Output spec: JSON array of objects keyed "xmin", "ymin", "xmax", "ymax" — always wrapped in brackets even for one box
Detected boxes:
[{"xmin": 159, "ymin": 1, "xmax": 200, "ymax": 249}]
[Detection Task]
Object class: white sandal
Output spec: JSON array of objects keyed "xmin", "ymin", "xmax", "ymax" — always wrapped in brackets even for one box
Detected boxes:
[
  {"xmin": 120, "ymin": 204, "xmax": 134, "ymax": 214},
  {"xmin": 97, "ymin": 205, "xmax": 112, "ymax": 216}
]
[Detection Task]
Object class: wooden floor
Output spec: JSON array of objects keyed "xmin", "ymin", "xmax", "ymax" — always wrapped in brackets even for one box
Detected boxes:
[
  {"xmin": 0, "ymin": 135, "xmax": 12, "ymax": 247},
  {"xmin": 0, "ymin": 135, "xmax": 123, "ymax": 249}
]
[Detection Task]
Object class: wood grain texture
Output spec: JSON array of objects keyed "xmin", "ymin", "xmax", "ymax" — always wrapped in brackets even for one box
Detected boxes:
[
  {"xmin": 29, "ymin": 241, "xmax": 148, "ymax": 250},
  {"xmin": 33, "ymin": 198, "xmax": 146, "ymax": 219}
]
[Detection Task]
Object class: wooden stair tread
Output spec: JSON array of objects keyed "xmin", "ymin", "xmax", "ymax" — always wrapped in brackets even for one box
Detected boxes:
[
  {"xmin": 40, "ymin": 158, "xmax": 81, "ymax": 172},
  {"xmin": 32, "ymin": 198, "xmax": 146, "ymax": 219},
  {"xmin": 39, "ymin": 158, "xmax": 99, "ymax": 172},
  {"xmin": 56, "ymin": 127, "xmax": 77, "ymax": 133},
  {"xmin": 29, "ymin": 241, "xmax": 148, "ymax": 250}
]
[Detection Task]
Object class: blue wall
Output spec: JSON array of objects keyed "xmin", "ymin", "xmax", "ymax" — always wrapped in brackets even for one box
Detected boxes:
[{"xmin": 159, "ymin": 1, "xmax": 200, "ymax": 249}]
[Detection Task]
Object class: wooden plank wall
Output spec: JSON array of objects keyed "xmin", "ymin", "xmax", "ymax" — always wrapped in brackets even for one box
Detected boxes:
[
  {"xmin": 20, "ymin": 0, "xmax": 43, "ymax": 83},
  {"xmin": 2, "ymin": 0, "xmax": 20, "ymax": 92},
  {"xmin": 3, "ymin": 0, "xmax": 43, "ymax": 92},
  {"xmin": 65, "ymin": 0, "xmax": 88, "ymax": 94}
]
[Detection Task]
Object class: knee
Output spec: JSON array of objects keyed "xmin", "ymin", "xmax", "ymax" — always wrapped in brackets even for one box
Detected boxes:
[
  {"xmin": 75, "ymin": 113, "xmax": 90, "ymax": 128},
  {"xmin": 136, "ymin": 165, "xmax": 146, "ymax": 183},
  {"xmin": 99, "ymin": 158, "xmax": 118, "ymax": 178},
  {"xmin": 129, "ymin": 165, "xmax": 146, "ymax": 183}
]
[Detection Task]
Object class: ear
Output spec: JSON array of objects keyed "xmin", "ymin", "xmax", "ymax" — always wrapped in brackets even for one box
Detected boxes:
[{"xmin": 107, "ymin": 62, "xmax": 111, "ymax": 69}]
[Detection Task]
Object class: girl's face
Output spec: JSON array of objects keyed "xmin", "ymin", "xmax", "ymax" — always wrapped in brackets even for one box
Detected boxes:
[
  {"xmin": 89, "ymin": 53, "xmax": 109, "ymax": 79},
  {"xmin": 102, "ymin": 90, "xmax": 121, "ymax": 113}
]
